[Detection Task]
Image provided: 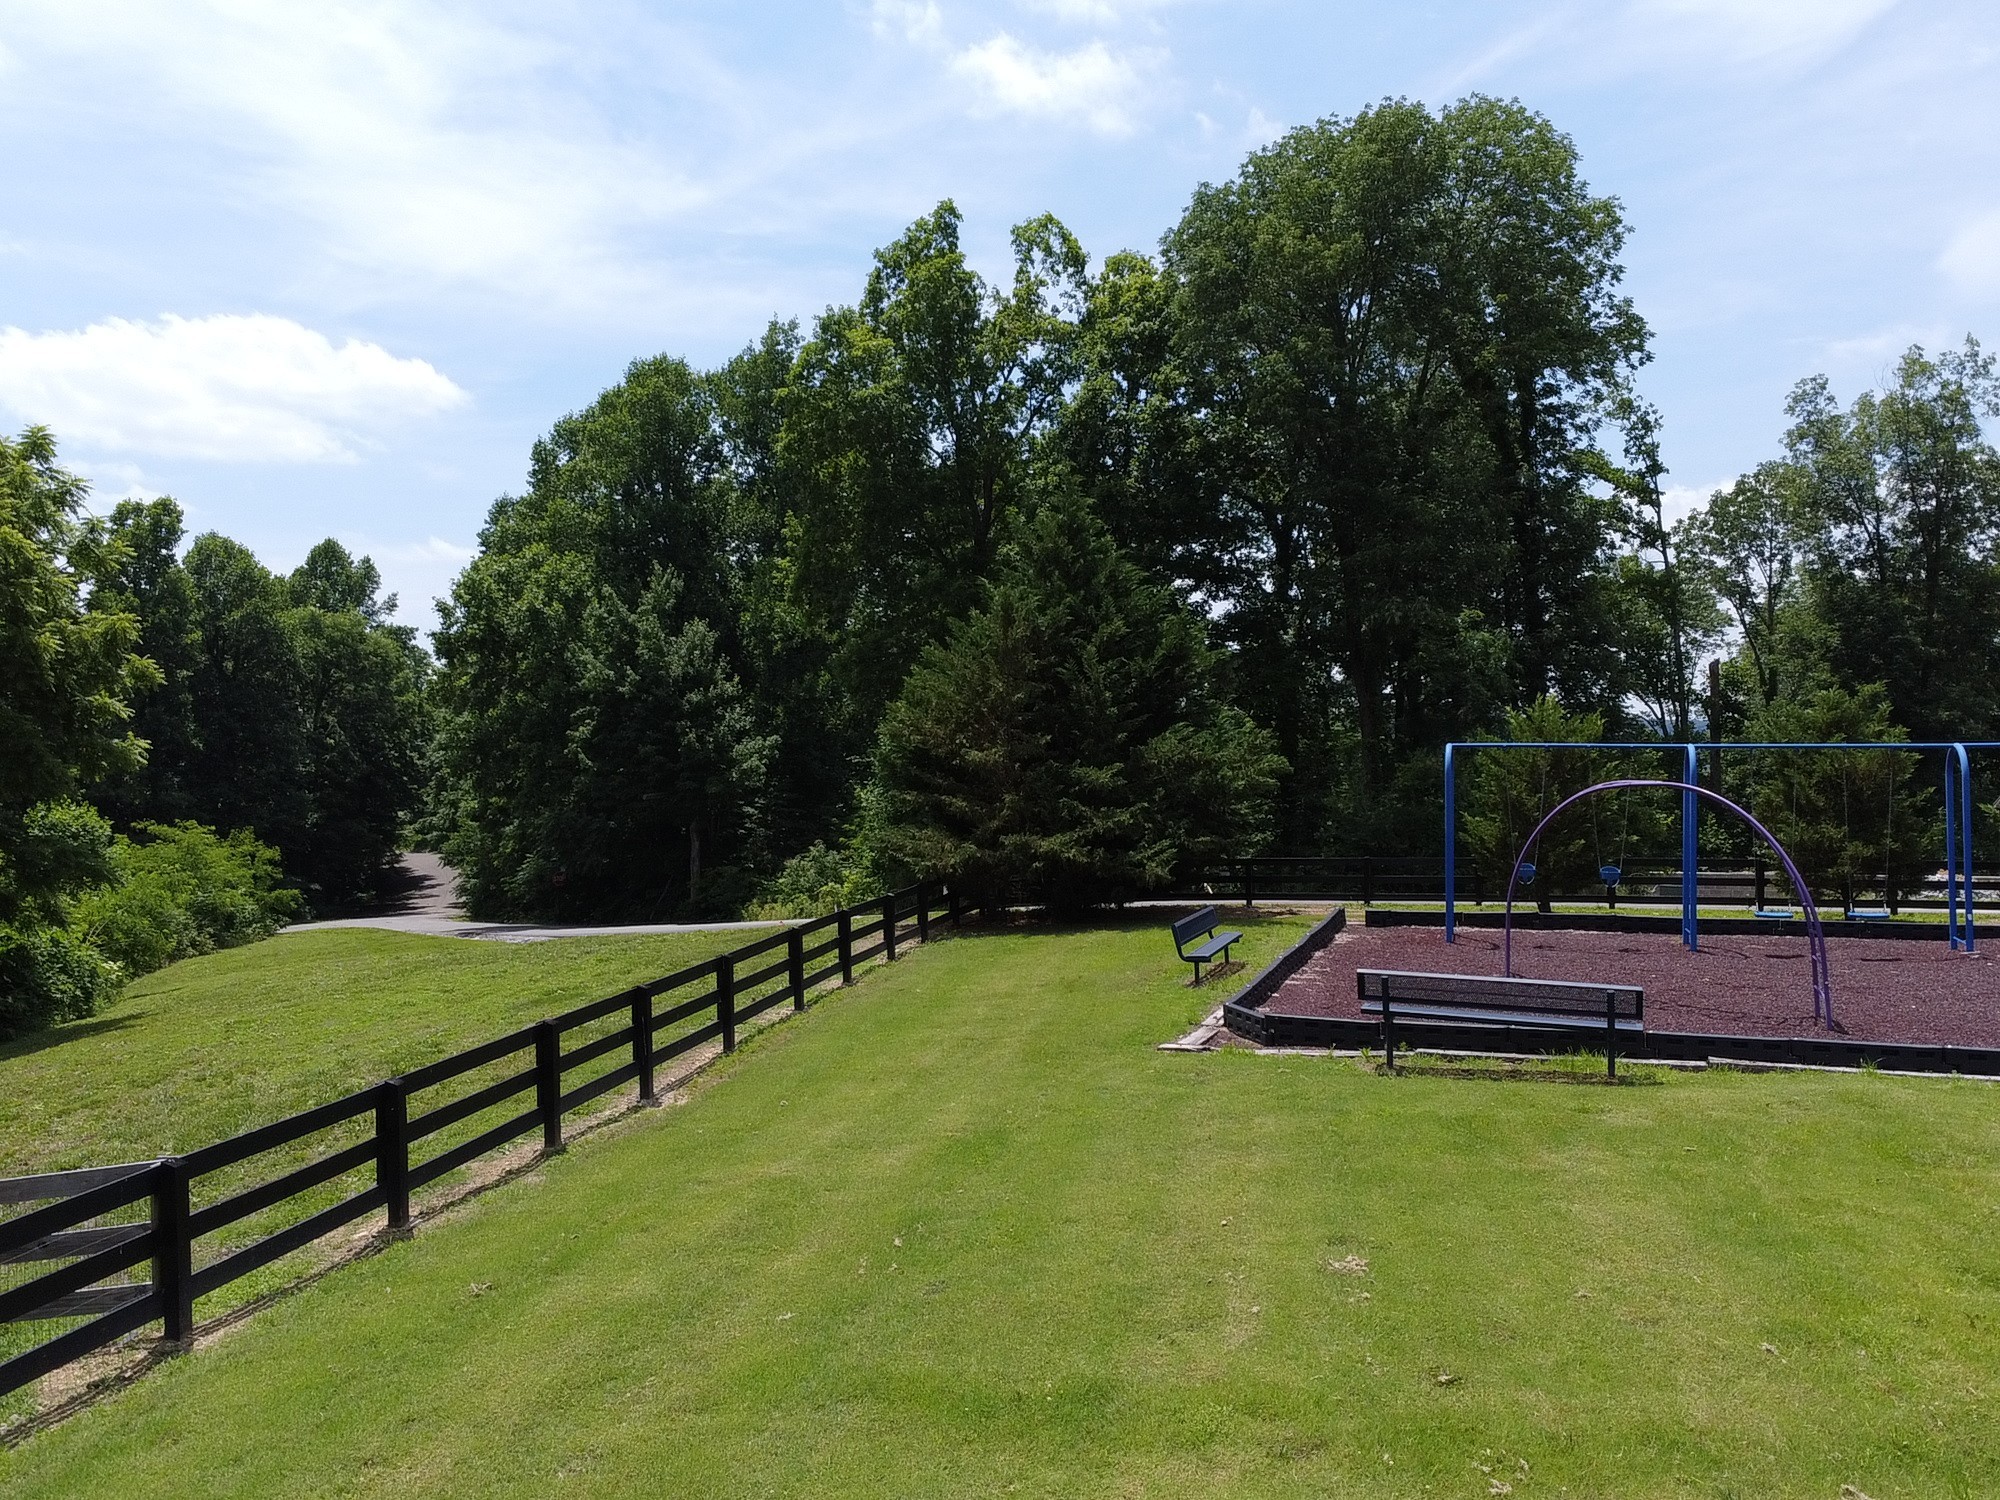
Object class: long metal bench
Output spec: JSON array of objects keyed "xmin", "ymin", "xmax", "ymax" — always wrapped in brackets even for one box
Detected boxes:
[{"xmin": 1356, "ymin": 969, "xmax": 1644, "ymax": 1077}]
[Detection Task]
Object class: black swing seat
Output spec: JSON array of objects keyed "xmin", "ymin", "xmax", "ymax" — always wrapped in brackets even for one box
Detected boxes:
[
  {"xmin": 1172, "ymin": 905, "xmax": 1242, "ymax": 982},
  {"xmin": 1357, "ymin": 970, "xmax": 1644, "ymax": 1077}
]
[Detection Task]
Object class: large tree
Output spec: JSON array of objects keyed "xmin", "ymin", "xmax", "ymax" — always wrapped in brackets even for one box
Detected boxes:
[
  {"xmin": 1125, "ymin": 96, "xmax": 1647, "ymax": 846},
  {"xmin": 870, "ymin": 488, "xmax": 1283, "ymax": 911},
  {"xmin": 777, "ymin": 202, "xmax": 1088, "ymax": 728},
  {"xmin": 432, "ymin": 356, "xmax": 773, "ymax": 919},
  {"xmin": 0, "ymin": 429, "xmax": 153, "ymax": 1030},
  {"xmin": 91, "ymin": 508, "xmax": 427, "ymax": 905},
  {"xmin": 1782, "ymin": 339, "xmax": 2000, "ymax": 740}
]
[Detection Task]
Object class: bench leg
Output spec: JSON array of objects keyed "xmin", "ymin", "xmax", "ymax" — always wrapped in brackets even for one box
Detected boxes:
[
  {"xmin": 1382, "ymin": 1002, "xmax": 1395, "ymax": 1071},
  {"xmin": 1606, "ymin": 1003, "xmax": 1617, "ymax": 1080}
]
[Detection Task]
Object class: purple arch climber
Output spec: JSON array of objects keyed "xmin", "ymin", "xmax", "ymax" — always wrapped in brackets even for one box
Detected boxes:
[{"xmin": 1502, "ymin": 779, "xmax": 1834, "ymax": 1029}]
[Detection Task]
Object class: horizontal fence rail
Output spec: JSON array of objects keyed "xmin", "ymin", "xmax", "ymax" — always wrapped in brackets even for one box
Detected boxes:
[
  {"xmin": 1171, "ymin": 856, "xmax": 2000, "ymax": 910},
  {"xmin": 0, "ymin": 879, "xmax": 970, "ymax": 1403}
]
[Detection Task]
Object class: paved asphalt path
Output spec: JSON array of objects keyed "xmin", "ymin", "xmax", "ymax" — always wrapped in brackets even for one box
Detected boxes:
[{"xmin": 281, "ymin": 852, "xmax": 788, "ymax": 944}]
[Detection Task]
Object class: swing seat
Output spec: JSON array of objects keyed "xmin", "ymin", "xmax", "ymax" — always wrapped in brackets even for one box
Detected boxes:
[
  {"xmin": 1848, "ymin": 907, "xmax": 1892, "ymax": 921},
  {"xmin": 1598, "ymin": 865, "xmax": 1622, "ymax": 887},
  {"xmin": 1753, "ymin": 907, "xmax": 1796, "ymax": 920},
  {"xmin": 1517, "ymin": 862, "xmax": 1537, "ymax": 886}
]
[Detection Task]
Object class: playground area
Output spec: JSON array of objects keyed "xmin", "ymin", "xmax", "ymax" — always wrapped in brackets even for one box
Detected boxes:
[{"xmin": 1262, "ymin": 920, "xmax": 2000, "ymax": 1049}]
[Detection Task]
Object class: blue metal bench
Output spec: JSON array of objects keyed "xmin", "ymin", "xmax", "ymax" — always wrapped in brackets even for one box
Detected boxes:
[
  {"xmin": 1172, "ymin": 905, "xmax": 1242, "ymax": 983},
  {"xmin": 1356, "ymin": 969, "xmax": 1644, "ymax": 1077}
]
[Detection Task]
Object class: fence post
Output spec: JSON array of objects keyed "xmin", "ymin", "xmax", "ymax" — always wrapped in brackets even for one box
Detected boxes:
[
  {"xmin": 883, "ymin": 893, "xmax": 899, "ymax": 961},
  {"xmin": 788, "ymin": 928, "xmax": 807, "ymax": 1011},
  {"xmin": 1362, "ymin": 859, "xmax": 1374, "ymax": 908},
  {"xmin": 535, "ymin": 1020, "xmax": 564, "ymax": 1154},
  {"xmin": 718, "ymin": 956, "xmax": 736, "ymax": 1053},
  {"xmin": 838, "ymin": 910, "xmax": 853, "ymax": 984},
  {"xmin": 948, "ymin": 885, "xmax": 961, "ymax": 927},
  {"xmin": 376, "ymin": 1080, "xmax": 411, "ymax": 1235},
  {"xmin": 917, "ymin": 881, "xmax": 931, "ymax": 944},
  {"xmin": 151, "ymin": 1157, "xmax": 194, "ymax": 1346},
  {"xmin": 631, "ymin": 987, "xmax": 658, "ymax": 1105}
]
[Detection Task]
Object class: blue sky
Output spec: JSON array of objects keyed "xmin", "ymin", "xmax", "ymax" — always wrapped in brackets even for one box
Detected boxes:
[{"xmin": 3, "ymin": 0, "xmax": 1997, "ymax": 635}]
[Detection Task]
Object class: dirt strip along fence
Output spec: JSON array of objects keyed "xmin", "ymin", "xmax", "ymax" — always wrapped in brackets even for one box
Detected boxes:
[{"xmin": 0, "ymin": 879, "xmax": 969, "ymax": 1403}]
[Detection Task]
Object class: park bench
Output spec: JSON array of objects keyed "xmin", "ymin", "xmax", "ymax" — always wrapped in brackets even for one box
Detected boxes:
[
  {"xmin": 1172, "ymin": 905, "xmax": 1242, "ymax": 983},
  {"xmin": 1356, "ymin": 969, "xmax": 1644, "ymax": 1077}
]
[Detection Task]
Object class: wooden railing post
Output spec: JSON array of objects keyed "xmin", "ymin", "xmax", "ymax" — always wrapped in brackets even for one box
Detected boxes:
[
  {"xmin": 948, "ymin": 885, "xmax": 961, "ymax": 927},
  {"xmin": 151, "ymin": 1157, "xmax": 194, "ymax": 1346},
  {"xmin": 788, "ymin": 928, "xmax": 806, "ymax": 1011},
  {"xmin": 376, "ymin": 1080, "xmax": 411, "ymax": 1234},
  {"xmin": 631, "ymin": 987, "xmax": 658, "ymax": 1105},
  {"xmin": 534, "ymin": 1020, "xmax": 564, "ymax": 1154},
  {"xmin": 717, "ymin": 956, "xmax": 736, "ymax": 1053},
  {"xmin": 837, "ymin": 910, "xmax": 853, "ymax": 984},
  {"xmin": 916, "ymin": 881, "xmax": 931, "ymax": 944},
  {"xmin": 883, "ymin": 893, "xmax": 899, "ymax": 961}
]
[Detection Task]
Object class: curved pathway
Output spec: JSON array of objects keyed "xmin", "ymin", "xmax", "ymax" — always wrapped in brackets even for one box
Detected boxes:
[{"xmin": 282, "ymin": 853, "xmax": 788, "ymax": 943}]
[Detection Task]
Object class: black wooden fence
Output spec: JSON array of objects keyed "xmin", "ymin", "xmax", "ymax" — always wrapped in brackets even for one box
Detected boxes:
[
  {"xmin": 1172, "ymin": 855, "xmax": 2000, "ymax": 911},
  {"xmin": 0, "ymin": 879, "xmax": 965, "ymax": 1402}
]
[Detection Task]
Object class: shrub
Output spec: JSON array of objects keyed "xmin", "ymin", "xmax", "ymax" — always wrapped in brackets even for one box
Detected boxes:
[
  {"xmin": 745, "ymin": 842, "xmax": 880, "ymax": 920},
  {"xmin": 0, "ymin": 922, "xmax": 121, "ymax": 1037},
  {"xmin": 75, "ymin": 822, "xmax": 301, "ymax": 978}
]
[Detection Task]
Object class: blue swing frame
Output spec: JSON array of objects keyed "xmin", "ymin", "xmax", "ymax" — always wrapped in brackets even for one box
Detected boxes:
[{"xmin": 1442, "ymin": 740, "xmax": 1977, "ymax": 953}]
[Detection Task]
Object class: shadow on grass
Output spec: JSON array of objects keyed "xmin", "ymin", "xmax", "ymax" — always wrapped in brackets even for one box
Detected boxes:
[
  {"xmin": 1371, "ymin": 1052, "xmax": 1673, "ymax": 1087},
  {"xmin": 0, "ymin": 1012, "xmax": 142, "ymax": 1063}
]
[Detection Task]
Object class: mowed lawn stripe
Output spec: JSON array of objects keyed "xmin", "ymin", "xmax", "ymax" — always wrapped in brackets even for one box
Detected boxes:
[{"xmin": 5, "ymin": 915, "xmax": 1997, "ymax": 1498}]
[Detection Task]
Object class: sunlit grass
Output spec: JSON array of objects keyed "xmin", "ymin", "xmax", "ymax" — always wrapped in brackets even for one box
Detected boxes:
[{"xmin": 6, "ymin": 912, "xmax": 1996, "ymax": 1498}]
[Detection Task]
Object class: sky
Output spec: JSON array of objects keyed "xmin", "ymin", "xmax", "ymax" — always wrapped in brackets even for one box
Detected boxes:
[{"xmin": 2, "ymin": 0, "xmax": 1997, "ymax": 637}]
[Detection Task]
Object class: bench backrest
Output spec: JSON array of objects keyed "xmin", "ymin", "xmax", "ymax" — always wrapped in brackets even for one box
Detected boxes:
[
  {"xmin": 1357, "ymin": 969, "xmax": 1642, "ymax": 1022},
  {"xmin": 1171, "ymin": 906, "xmax": 1219, "ymax": 955}
]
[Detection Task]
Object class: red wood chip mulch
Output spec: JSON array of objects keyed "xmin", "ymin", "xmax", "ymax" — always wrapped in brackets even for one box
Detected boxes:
[{"xmin": 1264, "ymin": 923, "xmax": 2000, "ymax": 1048}]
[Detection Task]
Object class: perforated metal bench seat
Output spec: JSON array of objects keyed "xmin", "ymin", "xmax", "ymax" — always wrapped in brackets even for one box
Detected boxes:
[{"xmin": 1360, "ymin": 1000, "xmax": 1644, "ymax": 1032}]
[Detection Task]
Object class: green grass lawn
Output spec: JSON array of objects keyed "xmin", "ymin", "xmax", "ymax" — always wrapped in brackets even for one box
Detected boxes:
[
  {"xmin": 0, "ymin": 927, "xmax": 753, "ymax": 1176},
  {"xmin": 7, "ymin": 911, "xmax": 2000, "ymax": 1497},
  {"xmin": 0, "ymin": 925, "xmax": 756, "ymax": 1401}
]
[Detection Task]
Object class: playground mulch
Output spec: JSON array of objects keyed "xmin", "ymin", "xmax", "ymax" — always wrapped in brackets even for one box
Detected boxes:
[{"xmin": 1265, "ymin": 922, "xmax": 2000, "ymax": 1048}]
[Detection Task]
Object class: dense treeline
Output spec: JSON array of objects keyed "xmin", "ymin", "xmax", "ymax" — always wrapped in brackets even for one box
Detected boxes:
[
  {"xmin": 425, "ymin": 94, "xmax": 1999, "ymax": 920},
  {"xmin": 1, "ymin": 429, "xmax": 426, "ymax": 1033},
  {"xmin": 6, "ymin": 93, "xmax": 1998, "ymax": 1027}
]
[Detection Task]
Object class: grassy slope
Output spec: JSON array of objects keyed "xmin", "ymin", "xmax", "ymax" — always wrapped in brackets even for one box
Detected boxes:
[
  {"xmin": 8, "ymin": 913, "xmax": 2000, "ymax": 1498},
  {"xmin": 0, "ymin": 927, "xmax": 750, "ymax": 1174}
]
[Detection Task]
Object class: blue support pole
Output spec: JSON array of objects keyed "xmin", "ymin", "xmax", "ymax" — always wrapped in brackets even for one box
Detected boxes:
[
  {"xmin": 1444, "ymin": 744, "xmax": 1458, "ymax": 944},
  {"xmin": 1946, "ymin": 751, "xmax": 1962, "ymax": 951},
  {"xmin": 1682, "ymin": 743, "xmax": 1699, "ymax": 951},
  {"xmin": 1957, "ymin": 743, "xmax": 1976, "ymax": 954}
]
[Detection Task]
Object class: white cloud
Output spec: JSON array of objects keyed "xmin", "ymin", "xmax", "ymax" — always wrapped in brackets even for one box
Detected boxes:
[
  {"xmin": 4, "ymin": 3, "xmax": 710, "ymax": 307},
  {"xmin": 373, "ymin": 535, "xmax": 478, "ymax": 566},
  {"xmin": 1661, "ymin": 482, "xmax": 1724, "ymax": 527},
  {"xmin": 0, "ymin": 314, "xmax": 467, "ymax": 463},
  {"xmin": 949, "ymin": 33, "xmax": 1154, "ymax": 134},
  {"xmin": 871, "ymin": 0, "xmax": 944, "ymax": 44},
  {"xmin": 1630, "ymin": 0, "xmax": 1899, "ymax": 65},
  {"xmin": 1445, "ymin": 0, "xmax": 1901, "ymax": 91},
  {"xmin": 1939, "ymin": 209, "xmax": 2000, "ymax": 297},
  {"xmin": 1023, "ymin": 0, "xmax": 1177, "ymax": 23}
]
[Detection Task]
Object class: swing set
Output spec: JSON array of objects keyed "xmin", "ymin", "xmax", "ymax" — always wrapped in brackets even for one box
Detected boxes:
[{"xmin": 1442, "ymin": 739, "xmax": 1978, "ymax": 953}]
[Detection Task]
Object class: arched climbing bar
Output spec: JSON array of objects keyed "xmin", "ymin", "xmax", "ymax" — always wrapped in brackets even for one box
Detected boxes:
[{"xmin": 1501, "ymin": 779, "xmax": 1834, "ymax": 1029}]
